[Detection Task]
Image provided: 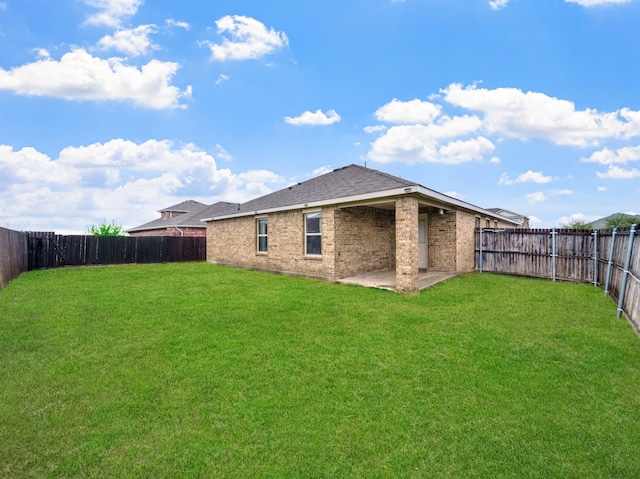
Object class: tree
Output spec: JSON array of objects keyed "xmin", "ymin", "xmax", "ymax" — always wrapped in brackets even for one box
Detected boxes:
[
  {"xmin": 561, "ymin": 219, "xmax": 593, "ymax": 230},
  {"xmin": 604, "ymin": 214, "xmax": 640, "ymax": 229},
  {"xmin": 87, "ymin": 220, "xmax": 126, "ymax": 236}
]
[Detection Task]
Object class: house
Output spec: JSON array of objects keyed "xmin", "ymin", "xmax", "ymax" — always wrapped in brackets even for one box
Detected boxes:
[
  {"xmin": 485, "ymin": 208, "xmax": 530, "ymax": 229},
  {"xmin": 127, "ymin": 200, "xmax": 235, "ymax": 237},
  {"xmin": 203, "ymin": 164, "xmax": 520, "ymax": 293}
]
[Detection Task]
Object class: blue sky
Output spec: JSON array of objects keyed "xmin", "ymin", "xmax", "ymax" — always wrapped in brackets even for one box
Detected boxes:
[{"xmin": 1, "ymin": 0, "xmax": 639, "ymax": 233}]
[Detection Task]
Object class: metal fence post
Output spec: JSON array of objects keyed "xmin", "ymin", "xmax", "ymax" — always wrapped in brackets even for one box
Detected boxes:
[
  {"xmin": 551, "ymin": 229, "xmax": 557, "ymax": 282},
  {"xmin": 479, "ymin": 228, "xmax": 483, "ymax": 273},
  {"xmin": 592, "ymin": 229, "xmax": 598, "ymax": 287},
  {"xmin": 604, "ymin": 228, "xmax": 616, "ymax": 296},
  {"xmin": 617, "ymin": 224, "xmax": 637, "ymax": 319}
]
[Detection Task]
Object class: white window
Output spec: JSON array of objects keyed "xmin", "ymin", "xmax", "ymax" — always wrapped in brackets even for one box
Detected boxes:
[
  {"xmin": 305, "ymin": 212, "xmax": 322, "ymax": 256},
  {"xmin": 257, "ymin": 217, "xmax": 268, "ymax": 253}
]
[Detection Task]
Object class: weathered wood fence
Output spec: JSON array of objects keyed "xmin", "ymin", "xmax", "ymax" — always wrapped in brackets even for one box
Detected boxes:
[
  {"xmin": 0, "ymin": 228, "xmax": 29, "ymax": 290},
  {"xmin": 476, "ymin": 226, "xmax": 640, "ymax": 330},
  {"xmin": 0, "ymin": 228, "xmax": 207, "ymax": 291}
]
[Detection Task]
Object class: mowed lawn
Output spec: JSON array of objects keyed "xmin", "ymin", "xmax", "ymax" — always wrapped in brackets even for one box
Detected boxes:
[{"xmin": 1, "ymin": 263, "xmax": 639, "ymax": 478}]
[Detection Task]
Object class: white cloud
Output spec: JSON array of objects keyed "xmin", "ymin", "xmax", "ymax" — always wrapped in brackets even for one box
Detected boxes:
[
  {"xmin": 84, "ymin": 0, "xmax": 143, "ymax": 27},
  {"xmin": 489, "ymin": 156, "xmax": 501, "ymax": 164},
  {"xmin": 284, "ymin": 109, "xmax": 341, "ymax": 126},
  {"xmin": 598, "ymin": 186, "xmax": 607, "ymax": 192},
  {"xmin": 581, "ymin": 145, "xmax": 640, "ymax": 165},
  {"xmin": 442, "ymin": 83, "xmax": 637, "ymax": 147},
  {"xmin": 528, "ymin": 216, "xmax": 542, "ymax": 227},
  {"xmin": 499, "ymin": 170, "xmax": 553, "ymax": 185},
  {"xmin": 364, "ymin": 125, "xmax": 387, "ymax": 134},
  {"xmin": 96, "ymin": 25, "xmax": 158, "ymax": 57},
  {"xmin": 0, "ymin": 48, "xmax": 190, "ymax": 109},
  {"xmin": 374, "ymin": 99, "xmax": 442, "ymax": 124},
  {"xmin": 526, "ymin": 192, "xmax": 547, "ymax": 204},
  {"xmin": 215, "ymin": 74, "xmax": 230, "ymax": 85},
  {"xmin": 556, "ymin": 212, "xmax": 600, "ymax": 227},
  {"xmin": 204, "ymin": 15, "xmax": 289, "ymax": 61},
  {"xmin": 489, "ymin": 0, "xmax": 510, "ymax": 10},
  {"xmin": 565, "ymin": 0, "xmax": 632, "ymax": 6},
  {"xmin": 367, "ymin": 114, "xmax": 489, "ymax": 164},
  {"xmin": 166, "ymin": 19, "xmax": 190, "ymax": 30},
  {"xmin": 596, "ymin": 165, "xmax": 640, "ymax": 179},
  {"xmin": 0, "ymin": 140, "xmax": 285, "ymax": 233}
]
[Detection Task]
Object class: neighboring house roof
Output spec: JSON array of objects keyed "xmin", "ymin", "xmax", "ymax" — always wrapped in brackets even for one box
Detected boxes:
[
  {"xmin": 590, "ymin": 213, "xmax": 640, "ymax": 229},
  {"xmin": 127, "ymin": 201, "xmax": 235, "ymax": 233},
  {"xmin": 160, "ymin": 200, "xmax": 207, "ymax": 214},
  {"xmin": 203, "ymin": 164, "xmax": 521, "ymax": 225}
]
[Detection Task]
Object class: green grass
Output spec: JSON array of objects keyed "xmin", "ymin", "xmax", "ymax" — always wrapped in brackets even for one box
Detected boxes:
[{"xmin": 1, "ymin": 263, "xmax": 639, "ymax": 478}]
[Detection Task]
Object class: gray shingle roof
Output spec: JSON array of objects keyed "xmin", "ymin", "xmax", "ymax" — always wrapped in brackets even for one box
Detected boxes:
[
  {"xmin": 127, "ymin": 201, "xmax": 235, "ymax": 232},
  {"xmin": 159, "ymin": 200, "xmax": 207, "ymax": 213},
  {"xmin": 231, "ymin": 164, "xmax": 416, "ymax": 214}
]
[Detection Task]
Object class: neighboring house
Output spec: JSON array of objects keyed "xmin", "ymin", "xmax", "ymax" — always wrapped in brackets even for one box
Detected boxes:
[
  {"xmin": 127, "ymin": 200, "xmax": 235, "ymax": 237},
  {"xmin": 486, "ymin": 208, "xmax": 530, "ymax": 229},
  {"xmin": 204, "ymin": 164, "xmax": 520, "ymax": 293}
]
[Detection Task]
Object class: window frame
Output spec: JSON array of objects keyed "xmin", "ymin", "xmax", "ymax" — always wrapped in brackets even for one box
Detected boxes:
[
  {"xmin": 256, "ymin": 216, "xmax": 268, "ymax": 253},
  {"xmin": 304, "ymin": 211, "xmax": 322, "ymax": 256}
]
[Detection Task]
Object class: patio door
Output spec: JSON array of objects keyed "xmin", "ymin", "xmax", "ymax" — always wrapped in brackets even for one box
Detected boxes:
[{"xmin": 418, "ymin": 216, "xmax": 428, "ymax": 270}]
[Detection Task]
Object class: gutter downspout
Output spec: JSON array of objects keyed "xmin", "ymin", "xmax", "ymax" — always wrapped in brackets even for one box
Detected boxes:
[{"xmin": 175, "ymin": 226, "xmax": 184, "ymax": 237}]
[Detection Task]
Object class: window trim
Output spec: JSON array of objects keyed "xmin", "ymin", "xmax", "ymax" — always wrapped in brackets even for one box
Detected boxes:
[
  {"xmin": 256, "ymin": 216, "xmax": 268, "ymax": 253},
  {"xmin": 304, "ymin": 211, "xmax": 322, "ymax": 256}
]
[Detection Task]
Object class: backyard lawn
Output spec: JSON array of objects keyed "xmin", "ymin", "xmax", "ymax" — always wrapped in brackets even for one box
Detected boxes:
[{"xmin": 1, "ymin": 263, "xmax": 639, "ymax": 478}]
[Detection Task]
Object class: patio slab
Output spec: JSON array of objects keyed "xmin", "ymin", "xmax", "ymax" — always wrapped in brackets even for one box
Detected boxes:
[{"xmin": 338, "ymin": 269, "xmax": 456, "ymax": 291}]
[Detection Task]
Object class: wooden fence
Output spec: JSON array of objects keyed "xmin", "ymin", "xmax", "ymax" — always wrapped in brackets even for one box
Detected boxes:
[
  {"xmin": 0, "ymin": 227, "xmax": 28, "ymax": 291},
  {"xmin": 0, "ymin": 229, "xmax": 207, "ymax": 291},
  {"xmin": 476, "ymin": 226, "xmax": 640, "ymax": 331}
]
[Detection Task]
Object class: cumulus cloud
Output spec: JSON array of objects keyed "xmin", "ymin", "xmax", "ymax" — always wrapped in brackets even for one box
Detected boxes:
[
  {"xmin": 166, "ymin": 19, "xmax": 190, "ymax": 30},
  {"xmin": 596, "ymin": 165, "xmax": 640, "ymax": 179},
  {"xmin": 441, "ymin": 83, "xmax": 637, "ymax": 147},
  {"xmin": 203, "ymin": 15, "xmax": 289, "ymax": 61},
  {"xmin": 284, "ymin": 109, "xmax": 341, "ymax": 126},
  {"xmin": 499, "ymin": 170, "xmax": 553, "ymax": 185},
  {"xmin": 526, "ymin": 192, "xmax": 547, "ymax": 204},
  {"xmin": 489, "ymin": 0, "xmax": 510, "ymax": 10},
  {"xmin": 582, "ymin": 145, "xmax": 640, "ymax": 165},
  {"xmin": 84, "ymin": 0, "xmax": 143, "ymax": 27},
  {"xmin": 96, "ymin": 25, "xmax": 158, "ymax": 57},
  {"xmin": 556, "ymin": 212, "xmax": 600, "ymax": 227},
  {"xmin": 0, "ymin": 140, "xmax": 285, "ymax": 233},
  {"xmin": 0, "ymin": 48, "xmax": 191, "ymax": 109},
  {"xmin": 374, "ymin": 99, "xmax": 442, "ymax": 124},
  {"xmin": 598, "ymin": 186, "xmax": 607, "ymax": 192}
]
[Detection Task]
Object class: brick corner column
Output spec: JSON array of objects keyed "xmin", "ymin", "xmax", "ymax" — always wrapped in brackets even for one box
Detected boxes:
[{"xmin": 395, "ymin": 196, "xmax": 419, "ymax": 293}]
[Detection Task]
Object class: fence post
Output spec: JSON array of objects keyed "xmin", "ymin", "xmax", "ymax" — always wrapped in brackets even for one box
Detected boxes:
[
  {"xmin": 605, "ymin": 228, "xmax": 617, "ymax": 296},
  {"xmin": 479, "ymin": 228, "xmax": 483, "ymax": 273},
  {"xmin": 551, "ymin": 229, "xmax": 557, "ymax": 282},
  {"xmin": 592, "ymin": 229, "xmax": 598, "ymax": 287},
  {"xmin": 617, "ymin": 224, "xmax": 637, "ymax": 319}
]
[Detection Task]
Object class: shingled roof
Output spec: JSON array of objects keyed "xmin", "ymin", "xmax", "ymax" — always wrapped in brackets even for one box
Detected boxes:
[
  {"xmin": 127, "ymin": 200, "xmax": 235, "ymax": 232},
  {"xmin": 204, "ymin": 164, "xmax": 521, "ymax": 225}
]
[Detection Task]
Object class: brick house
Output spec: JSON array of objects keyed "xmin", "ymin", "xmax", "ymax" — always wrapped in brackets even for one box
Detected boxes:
[
  {"xmin": 127, "ymin": 200, "xmax": 234, "ymax": 237},
  {"xmin": 204, "ymin": 165, "xmax": 520, "ymax": 293}
]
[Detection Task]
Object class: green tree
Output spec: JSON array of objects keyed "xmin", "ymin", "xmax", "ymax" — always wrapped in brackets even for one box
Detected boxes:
[
  {"xmin": 87, "ymin": 220, "xmax": 126, "ymax": 236},
  {"xmin": 561, "ymin": 219, "xmax": 593, "ymax": 230},
  {"xmin": 604, "ymin": 215, "xmax": 640, "ymax": 229}
]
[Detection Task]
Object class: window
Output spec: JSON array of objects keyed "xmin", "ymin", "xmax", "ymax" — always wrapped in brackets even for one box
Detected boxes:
[
  {"xmin": 257, "ymin": 217, "xmax": 268, "ymax": 253},
  {"xmin": 305, "ymin": 212, "xmax": 322, "ymax": 255}
]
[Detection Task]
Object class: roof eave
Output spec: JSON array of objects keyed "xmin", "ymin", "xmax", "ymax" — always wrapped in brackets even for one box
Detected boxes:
[{"xmin": 203, "ymin": 186, "xmax": 520, "ymax": 226}]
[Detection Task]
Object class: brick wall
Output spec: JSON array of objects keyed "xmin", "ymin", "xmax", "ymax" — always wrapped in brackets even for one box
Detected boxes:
[
  {"xmin": 428, "ymin": 210, "xmax": 457, "ymax": 273},
  {"xmin": 207, "ymin": 208, "xmax": 336, "ymax": 281},
  {"xmin": 395, "ymin": 196, "xmax": 419, "ymax": 293},
  {"xmin": 334, "ymin": 206, "xmax": 395, "ymax": 278}
]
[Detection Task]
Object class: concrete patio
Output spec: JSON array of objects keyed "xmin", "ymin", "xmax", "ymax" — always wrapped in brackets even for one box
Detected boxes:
[{"xmin": 337, "ymin": 269, "xmax": 456, "ymax": 292}]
